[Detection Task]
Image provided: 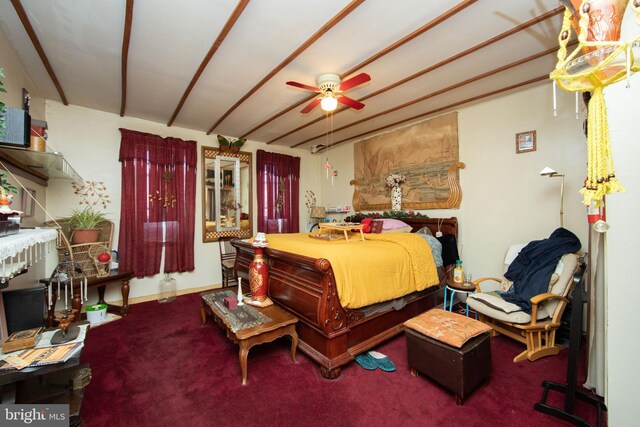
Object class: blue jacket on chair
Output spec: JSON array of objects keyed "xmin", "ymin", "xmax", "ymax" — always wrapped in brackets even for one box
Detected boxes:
[{"xmin": 498, "ymin": 227, "xmax": 581, "ymax": 313}]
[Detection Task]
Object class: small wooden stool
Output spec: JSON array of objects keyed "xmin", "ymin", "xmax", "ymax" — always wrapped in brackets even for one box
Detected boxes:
[{"xmin": 404, "ymin": 309, "xmax": 492, "ymax": 405}]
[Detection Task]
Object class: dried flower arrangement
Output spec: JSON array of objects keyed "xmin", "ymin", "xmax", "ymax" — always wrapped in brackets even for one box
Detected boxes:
[
  {"xmin": 71, "ymin": 181, "xmax": 112, "ymax": 210},
  {"xmin": 305, "ymin": 190, "xmax": 317, "ymax": 212}
]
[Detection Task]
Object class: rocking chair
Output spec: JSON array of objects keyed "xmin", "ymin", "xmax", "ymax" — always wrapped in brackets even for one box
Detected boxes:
[{"xmin": 467, "ymin": 245, "xmax": 583, "ymax": 362}]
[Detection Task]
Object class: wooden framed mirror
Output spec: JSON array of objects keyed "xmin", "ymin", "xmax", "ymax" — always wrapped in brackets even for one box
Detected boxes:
[{"xmin": 202, "ymin": 146, "xmax": 252, "ymax": 242}]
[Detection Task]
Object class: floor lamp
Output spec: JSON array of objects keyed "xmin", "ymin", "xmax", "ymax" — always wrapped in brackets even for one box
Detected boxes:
[{"xmin": 540, "ymin": 167, "xmax": 565, "ymax": 227}]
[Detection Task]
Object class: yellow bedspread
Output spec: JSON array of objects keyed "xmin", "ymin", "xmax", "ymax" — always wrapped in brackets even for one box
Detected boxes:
[{"xmin": 264, "ymin": 233, "xmax": 439, "ymax": 309}]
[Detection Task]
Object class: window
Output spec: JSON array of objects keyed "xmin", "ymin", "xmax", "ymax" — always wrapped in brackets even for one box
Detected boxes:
[{"xmin": 118, "ymin": 129, "xmax": 197, "ymax": 276}]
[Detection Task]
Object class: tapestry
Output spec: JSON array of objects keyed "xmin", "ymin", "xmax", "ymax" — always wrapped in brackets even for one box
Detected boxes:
[{"xmin": 353, "ymin": 112, "xmax": 460, "ymax": 210}]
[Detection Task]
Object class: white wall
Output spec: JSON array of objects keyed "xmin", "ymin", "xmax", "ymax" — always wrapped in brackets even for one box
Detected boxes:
[
  {"xmin": 43, "ymin": 101, "xmax": 320, "ymax": 303},
  {"xmin": 0, "ymin": 26, "xmax": 44, "ymax": 121},
  {"xmin": 603, "ymin": 72, "xmax": 639, "ymax": 426},
  {"xmin": 315, "ymin": 84, "xmax": 588, "ymax": 279},
  {"xmin": 458, "ymin": 86, "xmax": 588, "ymax": 277}
]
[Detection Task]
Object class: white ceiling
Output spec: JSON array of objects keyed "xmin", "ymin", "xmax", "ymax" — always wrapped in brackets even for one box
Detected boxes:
[{"xmin": 0, "ymin": 0, "xmax": 566, "ymax": 151}]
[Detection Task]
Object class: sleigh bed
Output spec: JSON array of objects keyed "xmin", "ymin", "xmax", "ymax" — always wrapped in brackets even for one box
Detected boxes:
[{"xmin": 231, "ymin": 217, "xmax": 458, "ymax": 379}]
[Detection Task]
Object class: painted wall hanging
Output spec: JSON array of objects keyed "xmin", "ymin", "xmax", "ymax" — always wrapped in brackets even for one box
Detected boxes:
[{"xmin": 352, "ymin": 112, "xmax": 462, "ymax": 211}]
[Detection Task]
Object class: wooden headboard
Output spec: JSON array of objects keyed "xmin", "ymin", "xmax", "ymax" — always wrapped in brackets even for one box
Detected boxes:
[{"xmin": 401, "ymin": 217, "xmax": 458, "ymax": 237}]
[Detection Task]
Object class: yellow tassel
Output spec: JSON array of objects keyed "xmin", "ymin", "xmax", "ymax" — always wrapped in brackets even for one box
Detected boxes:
[{"xmin": 582, "ymin": 87, "xmax": 625, "ymax": 205}]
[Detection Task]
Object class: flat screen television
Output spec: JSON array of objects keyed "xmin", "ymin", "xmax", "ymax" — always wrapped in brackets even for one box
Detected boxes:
[{"xmin": 0, "ymin": 108, "xmax": 31, "ymax": 148}]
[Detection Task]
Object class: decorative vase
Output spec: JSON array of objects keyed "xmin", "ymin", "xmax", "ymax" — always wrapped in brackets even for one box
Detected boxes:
[
  {"xmin": 249, "ymin": 246, "xmax": 268, "ymax": 301},
  {"xmin": 391, "ymin": 186, "xmax": 402, "ymax": 212},
  {"xmin": 236, "ymin": 277, "xmax": 245, "ymax": 306},
  {"xmin": 567, "ymin": 0, "xmax": 629, "ymax": 54}
]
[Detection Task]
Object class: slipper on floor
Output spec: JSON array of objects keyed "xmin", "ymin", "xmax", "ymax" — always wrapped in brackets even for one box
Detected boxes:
[
  {"xmin": 354, "ymin": 353, "xmax": 377, "ymax": 370},
  {"xmin": 367, "ymin": 351, "xmax": 396, "ymax": 372}
]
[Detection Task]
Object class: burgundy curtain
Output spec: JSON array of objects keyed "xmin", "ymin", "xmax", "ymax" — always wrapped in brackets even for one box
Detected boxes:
[
  {"xmin": 119, "ymin": 129, "xmax": 197, "ymax": 277},
  {"xmin": 256, "ymin": 150, "xmax": 300, "ymax": 233}
]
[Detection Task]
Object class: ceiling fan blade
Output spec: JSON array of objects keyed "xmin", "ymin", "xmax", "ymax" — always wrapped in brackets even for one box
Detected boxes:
[
  {"xmin": 337, "ymin": 73, "xmax": 371, "ymax": 91},
  {"xmin": 286, "ymin": 81, "xmax": 320, "ymax": 92},
  {"xmin": 337, "ymin": 96, "xmax": 365, "ymax": 110},
  {"xmin": 300, "ymin": 98, "xmax": 322, "ymax": 114}
]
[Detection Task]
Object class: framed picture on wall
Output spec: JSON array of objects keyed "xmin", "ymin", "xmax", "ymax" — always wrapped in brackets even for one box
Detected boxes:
[
  {"xmin": 515, "ymin": 130, "xmax": 536, "ymax": 154},
  {"xmin": 21, "ymin": 188, "xmax": 36, "ymax": 217}
]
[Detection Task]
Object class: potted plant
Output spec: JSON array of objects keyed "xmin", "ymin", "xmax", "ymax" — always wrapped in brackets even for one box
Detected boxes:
[{"xmin": 68, "ymin": 206, "xmax": 106, "ymax": 244}]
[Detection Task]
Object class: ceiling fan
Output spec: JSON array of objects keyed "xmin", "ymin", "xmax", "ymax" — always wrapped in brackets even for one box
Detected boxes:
[{"xmin": 286, "ymin": 72, "xmax": 371, "ymax": 114}]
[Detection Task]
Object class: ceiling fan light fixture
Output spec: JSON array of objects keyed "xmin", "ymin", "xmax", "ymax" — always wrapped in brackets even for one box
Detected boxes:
[{"xmin": 320, "ymin": 96, "xmax": 338, "ymax": 112}]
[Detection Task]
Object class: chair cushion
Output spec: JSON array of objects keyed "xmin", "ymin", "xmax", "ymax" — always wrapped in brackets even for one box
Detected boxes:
[
  {"xmin": 222, "ymin": 259, "xmax": 235, "ymax": 269},
  {"xmin": 468, "ymin": 292, "xmax": 522, "ymax": 314},
  {"xmin": 467, "ymin": 293, "xmax": 534, "ymax": 323},
  {"xmin": 539, "ymin": 253, "xmax": 578, "ymax": 318},
  {"xmin": 404, "ymin": 309, "xmax": 492, "ymax": 348}
]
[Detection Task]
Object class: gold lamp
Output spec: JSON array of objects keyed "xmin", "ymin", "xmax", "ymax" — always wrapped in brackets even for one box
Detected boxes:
[{"xmin": 540, "ymin": 167, "xmax": 565, "ymax": 227}]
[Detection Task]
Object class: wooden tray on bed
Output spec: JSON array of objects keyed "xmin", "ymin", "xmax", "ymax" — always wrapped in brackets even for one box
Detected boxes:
[{"xmin": 309, "ymin": 223, "xmax": 365, "ymax": 242}]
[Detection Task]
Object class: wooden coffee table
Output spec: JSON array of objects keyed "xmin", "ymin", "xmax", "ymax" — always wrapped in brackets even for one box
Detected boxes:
[{"xmin": 201, "ymin": 290, "xmax": 298, "ymax": 385}]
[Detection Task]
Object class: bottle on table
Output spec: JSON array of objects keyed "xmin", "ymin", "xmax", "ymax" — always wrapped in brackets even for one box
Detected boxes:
[{"xmin": 453, "ymin": 260, "xmax": 465, "ymax": 284}]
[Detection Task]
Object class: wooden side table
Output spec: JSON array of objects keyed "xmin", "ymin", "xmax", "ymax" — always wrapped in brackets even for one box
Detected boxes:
[
  {"xmin": 444, "ymin": 279, "xmax": 477, "ymax": 318},
  {"xmin": 43, "ymin": 269, "xmax": 134, "ymax": 325},
  {"xmin": 201, "ymin": 290, "xmax": 298, "ymax": 385}
]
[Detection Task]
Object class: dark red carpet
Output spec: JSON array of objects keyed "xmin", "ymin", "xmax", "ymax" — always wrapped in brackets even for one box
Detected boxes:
[{"xmin": 80, "ymin": 293, "xmax": 602, "ymax": 427}]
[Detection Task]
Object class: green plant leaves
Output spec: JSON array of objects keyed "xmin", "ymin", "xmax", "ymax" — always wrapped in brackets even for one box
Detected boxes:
[{"xmin": 68, "ymin": 206, "xmax": 107, "ymax": 229}]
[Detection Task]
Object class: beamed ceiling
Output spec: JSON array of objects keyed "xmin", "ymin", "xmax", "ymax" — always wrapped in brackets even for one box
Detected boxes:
[{"xmin": 0, "ymin": 0, "xmax": 568, "ymax": 151}]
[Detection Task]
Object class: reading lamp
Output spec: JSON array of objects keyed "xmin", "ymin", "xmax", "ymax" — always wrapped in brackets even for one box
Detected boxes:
[
  {"xmin": 540, "ymin": 167, "xmax": 565, "ymax": 227},
  {"xmin": 310, "ymin": 206, "xmax": 326, "ymax": 231}
]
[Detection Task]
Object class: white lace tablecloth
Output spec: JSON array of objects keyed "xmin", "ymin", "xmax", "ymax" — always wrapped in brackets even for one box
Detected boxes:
[{"xmin": 0, "ymin": 228, "xmax": 58, "ymax": 261}]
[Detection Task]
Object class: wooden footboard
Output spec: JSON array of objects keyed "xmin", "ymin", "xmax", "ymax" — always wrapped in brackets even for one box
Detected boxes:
[
  {"xmin": 232, "ymin": 217, "xmax": 456, "ymax": 378},
  {"xmin": 233, "ymin": 240, "xmax": 444, "ymax": 378}
]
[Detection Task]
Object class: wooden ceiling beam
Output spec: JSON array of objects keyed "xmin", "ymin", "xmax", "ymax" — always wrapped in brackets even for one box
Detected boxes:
[
  {"xmin": 290, "ymin": 45, "xmax": 565, "ymax": 149},
  {"xmin": 205, "ymin": 0, "xmax": 364, "ymax": 135},
  {"xmin": 271, "ymin": 6, "xmax": 564, "ymax": 146},
  {"xmin": 10, "ymin": 0, "xmax": 68, "ymax": 105},
  {"xmin": 240, "ymin": 0, "xmax": 477, "ymax": 140},
  {"xmin": 167, "ymin": 0, "xmax": 251, "ymax": 127},
  {"xmin": 304, "ymin": 75, "xmax": 549, "ymax": 151},
  {"xmin": 120, "ymin": 0, "xmax": 134, "ymax": 117}
]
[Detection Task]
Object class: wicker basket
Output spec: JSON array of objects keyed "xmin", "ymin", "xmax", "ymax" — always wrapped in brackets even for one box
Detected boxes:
[
  {"xmin": 89, "ymin": 244, "xmax": 111, "ymax": 278},
  {"xmin": 44, "ymin": 219, "xmax": 114, "ymax": 279}
]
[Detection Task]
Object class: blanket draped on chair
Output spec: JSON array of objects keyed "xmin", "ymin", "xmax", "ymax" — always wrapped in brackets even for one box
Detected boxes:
[{"xmin": 498, "ymin": 227, "xmax": 581, "ymax": 313}]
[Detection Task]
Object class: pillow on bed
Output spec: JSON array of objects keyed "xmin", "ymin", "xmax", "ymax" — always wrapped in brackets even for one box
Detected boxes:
[
  {"xmin": 370, "ymin": 220, "xmax": 383, "ymax": 234},
  {"xmin": 380, "ymin": 218, "xmax": 411, "ymax": 230},
  {"xmin": 416, "ymin": 226, "xmax": 433, "ymax": 236},
  {"xmin": 361, "ymin": 218, "xmax": 373, "ymax": 233},
  {"xmin": 381, "ymin": 226, "xmax": 413, "ymax": 233}
]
